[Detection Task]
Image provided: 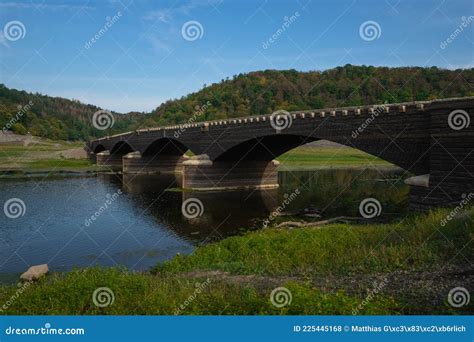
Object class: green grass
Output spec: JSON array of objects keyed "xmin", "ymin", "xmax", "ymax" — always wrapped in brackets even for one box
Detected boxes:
[
  {"xmin": 277, "ymin": 146, "xmax": 392, "ymax": 170},
  {"xmin": 0, "ymin": 208, "xmax": 471, "ymax": 315},
  {"xmin": 157, "ymin": 208, "xmax": 473, "ymax": 277},
  {"xmin": 0, "ymin": 139, "xmax": 92, "ymax": 172},
  {"xmin": 26, "ymin": 159, "xmax": 92, "ymax": 169},
  {"xmin": 0, "ymin": 269, "xmax": 397, "ymax": 315}
]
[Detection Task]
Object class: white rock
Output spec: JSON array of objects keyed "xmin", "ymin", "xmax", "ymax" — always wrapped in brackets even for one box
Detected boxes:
[
  {"xmin": 20, "ymin": 264, "xmax": 49, "ymax": 281},
  {"xmin": 404, "ymin": 174, "xmax": 430, "ymax": 188}
]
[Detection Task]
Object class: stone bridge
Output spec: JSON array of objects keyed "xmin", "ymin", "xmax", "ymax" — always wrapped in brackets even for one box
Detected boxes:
[{"xmin": 86, "ymin": 97, "xmax": 474, "ymax": 210}]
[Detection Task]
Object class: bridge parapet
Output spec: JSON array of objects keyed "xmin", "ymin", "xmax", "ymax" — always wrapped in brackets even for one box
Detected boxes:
[{"xmin": 91, "ymin": 99, "xmax": 436, "ymax": 144}]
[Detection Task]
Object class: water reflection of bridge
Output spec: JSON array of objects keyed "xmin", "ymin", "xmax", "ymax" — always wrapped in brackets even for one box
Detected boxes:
[
  {"xmin": 100, "ymin": 167, "xmax": 409, "ymax": 244},
  {"xmin": 103, "ymin": 174, "xmax": 279, "ymax": 244}
]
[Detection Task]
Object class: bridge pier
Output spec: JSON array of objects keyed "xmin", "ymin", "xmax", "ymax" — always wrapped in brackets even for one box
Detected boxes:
[
  {"xmin": 96, "ymin": 151, "xmax": 123, "ymax": 172},
  {"xmin": 407, "ymin": 98, "xmax": 474, "ymax": 210},
  {"xmin": 182, "ymin": 154, "xmax": 279, "ymax": 191},
  {"xmin": 123, "ymin": 152, "xmax": 188, "ymax": 174},
  {"xmin": 405, "ymin": 175, "xmax": 431, "ymax": 210},
  {"xmin": 407, "ymin": 173, "xmax": 473, "ymax": 211}
]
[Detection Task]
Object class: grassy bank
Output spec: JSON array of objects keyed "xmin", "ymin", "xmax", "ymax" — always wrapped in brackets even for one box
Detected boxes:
[
  {"xmin": 0, "ymin": 139, "xmax": 97, "ymax": 172},
  {"xmin": 277, "ymin": 145, "xmax": 392, "ymax": 170},
  {"xmin": 0, "ymin": 208, "xmax": 471, "ymax": 315},
  {"xmin": 157, "ymin": 209, "xmax": 470, "ymax": 277}
]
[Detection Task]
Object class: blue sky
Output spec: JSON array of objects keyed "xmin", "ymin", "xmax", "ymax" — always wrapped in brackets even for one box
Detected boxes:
[{"xmin": 0, "ymin": 0, "xmax": 473, "ymax": 112}]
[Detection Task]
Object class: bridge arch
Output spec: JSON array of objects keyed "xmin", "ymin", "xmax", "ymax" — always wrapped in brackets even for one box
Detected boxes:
[
  {"xmin": 93, "ymin": 144, "xmax": 107, "ymax": 154},
  {"xmin": 119, "ymin": 138, "xmax": 191, "ymax": 175},
  {"xmin": 214, "ymin": 134, "xmax": 318, "ymax": 162},
  {"xmin": 212, "ymin": 133, "xmax": 407, "ymax": 171},
  {"xmin": 110, "ymin": 141, "xmax": 135, "ymax": 155},
  {"xmin": 142, "ymin": 138, "xmax": 190, "ymax": 157}
]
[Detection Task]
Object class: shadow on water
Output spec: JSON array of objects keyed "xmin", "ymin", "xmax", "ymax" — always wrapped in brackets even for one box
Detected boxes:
[
  {"xmin": 113, "ymin": 173, "xmax": 280, "ymax": 244},
  {"xmin": 0, "ymin": 168, "xmax": 408, "ymax": 280},
  {"xmin": 113, "ymin": 168, "xmax": 408, "ymax": 241}
]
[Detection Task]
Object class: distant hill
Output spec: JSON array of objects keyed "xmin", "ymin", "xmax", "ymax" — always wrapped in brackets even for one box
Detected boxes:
[
  {"xmin": 150, "ymin": 65, "xmax": 474, "ymax": 125},
  {"xmin": 1, "ymin": 65, "xmax": 473, "ymax": 141},
  {"xmin": 0, "ymin": 84, "xmax": 141, "ymax": 140}
]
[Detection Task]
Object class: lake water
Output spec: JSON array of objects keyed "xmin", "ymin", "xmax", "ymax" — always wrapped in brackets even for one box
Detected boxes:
[{"xmin": 0, "ymin": 168, "xmax": 408, "ymax": 281}]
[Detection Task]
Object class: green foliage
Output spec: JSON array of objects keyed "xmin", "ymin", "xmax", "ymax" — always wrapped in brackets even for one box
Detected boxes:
[
  {"xmin": 0, "ymin": 84, "xmax": 141, "ymax": 141},
  {"xmin": 147, "ymin": 65, "xmax": 474, "ymax": 127}
]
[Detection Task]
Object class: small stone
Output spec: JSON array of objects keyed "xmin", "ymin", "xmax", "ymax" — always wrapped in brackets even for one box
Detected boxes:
[{"xmin": 20, "ymin": 264, "xmax": 49, "ymax": 281}]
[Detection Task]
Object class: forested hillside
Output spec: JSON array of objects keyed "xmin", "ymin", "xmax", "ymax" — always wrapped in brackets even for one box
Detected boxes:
[
  {"xmin": 0, "ymin": 84, "xmax": 141, "ymax": 140},
  {"xmin": 151, "ymin": 65, "xmax": 474, "ymax": 125},
  {"xmin": 1, "ymin": 65, "xmax": 473, "ymax": 141}
]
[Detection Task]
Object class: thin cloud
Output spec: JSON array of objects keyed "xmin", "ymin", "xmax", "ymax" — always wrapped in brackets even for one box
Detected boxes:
[
  {"xmin": 142, "ymin": 0, "xmax": 222, "ymax": 53},
  {"xmin": 143, "ymin": 0, "xmax": 222, "ymax": 22},
  {"xmin": 147, "ymin": 35, "xmax": 172, "ymax": 53},
  {"xmin": 143, "ymin": 9, "xmax": 172, "ymax": 23},
  {"xmin": 0, "ymin": 2, "xmax": 94, "ymax": 11},
  {"xmin": 0, "ymin": 32, "xmax": 9, "ymax": 48}
]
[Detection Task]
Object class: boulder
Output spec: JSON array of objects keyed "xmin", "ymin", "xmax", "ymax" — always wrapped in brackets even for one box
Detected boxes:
[
  {"xmin": 20, "ymin": 264, "xmax": 49, "ymax": 281},
  {"xmin": 404, "ymin": 174, "xmax": 430, "ymax": 188}
]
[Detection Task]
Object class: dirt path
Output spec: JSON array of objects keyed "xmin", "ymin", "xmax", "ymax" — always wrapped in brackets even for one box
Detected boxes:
[
  {"xmin": 55, "ymin": 148, "xmax": 87, "ymax": 159},
  {"xmin": 181, "ymin": 265, "xmax": 474, "ymax": 313}
]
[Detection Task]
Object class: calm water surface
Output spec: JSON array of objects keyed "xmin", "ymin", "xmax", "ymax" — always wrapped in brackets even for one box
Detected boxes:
[{"xmin": 0, "ymin": 169, "xmax": 408, "ymax": 281}]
